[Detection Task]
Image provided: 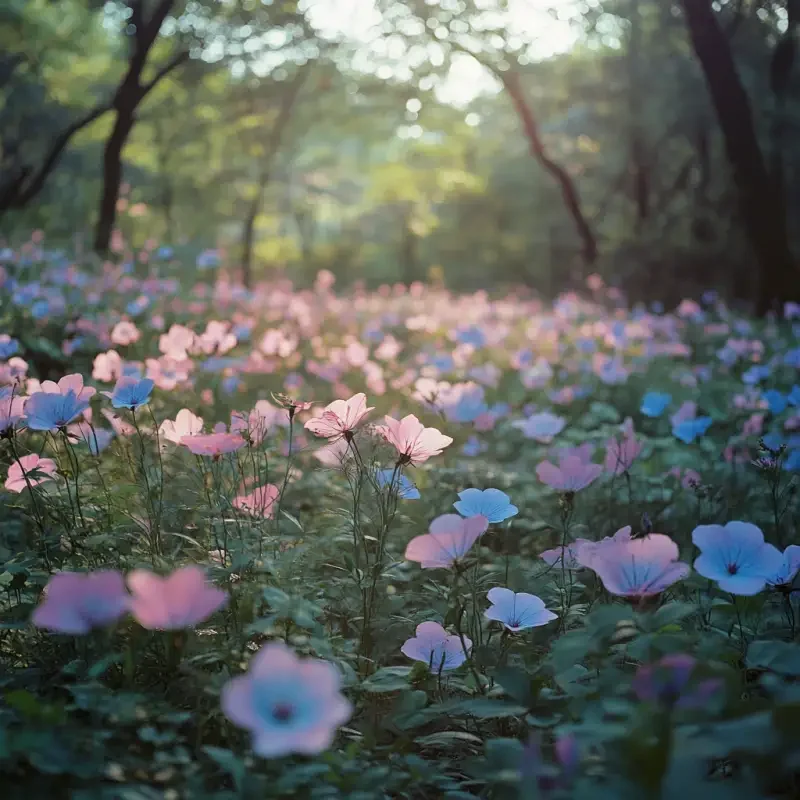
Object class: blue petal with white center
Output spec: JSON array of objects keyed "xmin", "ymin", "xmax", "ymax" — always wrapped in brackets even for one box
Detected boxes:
[{"xmin": 453, "ymin": 488, "xmax": 518, "ymax": 523}]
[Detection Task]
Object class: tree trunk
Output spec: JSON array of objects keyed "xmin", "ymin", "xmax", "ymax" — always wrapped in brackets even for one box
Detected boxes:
[
  {"xmin": 241, "ymin": 175, "xmax": 268, "ymax": 287},
  {"xmin": 94, "ymin": 104, "xmax": 136, "ymax": 253},
  {"xmin": 501, "ymin": 70, "xmax": 598, "ymax": 271},
  {"xmin": 679, "ymin": 0, "xmax": 797, "ymax": 314}
]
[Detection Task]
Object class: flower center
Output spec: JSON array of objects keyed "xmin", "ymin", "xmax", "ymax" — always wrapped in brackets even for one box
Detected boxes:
[
  {"xmin": 271, "ymin": 702, "xmax": 294, "ymax": 723},
  {"xmin": 726, "ymin": 563, "xmax": 739, "ymax": 575}
]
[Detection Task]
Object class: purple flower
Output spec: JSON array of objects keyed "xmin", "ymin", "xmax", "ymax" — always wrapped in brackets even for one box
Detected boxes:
[
  {"xmin": 632, "ymin": 654, "xmax": 721, "ymax": 709},
  {"xmin": 401, "ymin": 621, "xmax": 471, "ymax": 670},
  {"xmin": 484, "ymin": 587, "xmax": 557, "ymax": 631},
  {"xmin": 692, "ymin": 522, "xmax": 783, "ymax": 595},
  {"xmin": 102, "ymin": 377, "xmax": 154, "ymax": 410},
  {"xmin": 31, "ymin": 571, "xmax": 129, "ymax": 634}
]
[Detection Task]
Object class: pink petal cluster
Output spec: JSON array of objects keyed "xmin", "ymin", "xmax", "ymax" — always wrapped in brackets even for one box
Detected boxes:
[
  {"xmin": 5, "ymin": 454, "xmax": 58, "ymax": 493},
  {"xmin": 181, "ymin": 431, "xmax": 246, "ymax": 456},
  {"xmin": 127, "ymin": 565, "xmax": 228, "ymax": 630},
  {"xmin": 604, "ymin": 424, "xmax": 642, "ymax": 475},
  {"xmin": 405, "ymin": 514, "xmax": 488, "ymax": 568},
  {"xmin": 233, "ymin": 483, "xmax": 280, "ymax": 518},
  {"xmin": 304, "ymin": 393, "xmax": 373, "ymax": 441},
  {"xmin": 376, "ymin": 414, "xmax": 453, "ymax": 465},
  {"xmin": 159, "ymin": 408, "xmax": 204, "ymax": 444},
  {"xmin": 536, "ymin": 451, "xmax": 603, "ymax": 492}
]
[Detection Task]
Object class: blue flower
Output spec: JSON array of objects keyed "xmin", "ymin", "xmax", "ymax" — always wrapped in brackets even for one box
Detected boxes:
[
  {"xmin": 24, "ymin": 391, "xmax": 90, "ymax": 431},
  {"xmin": 786, "ymin": 450, "xmax": 800, "ymax": 472},
  {"xmin": 454, "ymin": 488, "xmax": 518, "ymax": 523},
  {"xmin": 375, "ymin": 469, "xmax": 420, "ymax": 500},
  {"xmin": 640, "ymin": 391, "xmax": 671, "ymax": 418},
  {"xmin": 0, "ymin": 336, "xmax": 19, "ymax": 359},
  {"xmin": 103, "ymin": 377, "xmax": 154, "ymax": 410},
  {"xmin": 454, "ymin": 325, "xmax": 486, "ymax": 348},
  {"xmin": 461, "ymin": 436, "xmax": 484, "ymax": 457},
  {"xmin": 672, "ymin": 416, "xmax": 712, "ymax": 444},
  {"xmin": 743, "ymin": 365, "xmax": 771, "ymax": 385},
  {"xmin": 788, "ymin": 386, "xmax": 800, "ymax": 408},
  {"xmin": 763, "ymin": 390, "xmax": 788, "ymax": 415}
]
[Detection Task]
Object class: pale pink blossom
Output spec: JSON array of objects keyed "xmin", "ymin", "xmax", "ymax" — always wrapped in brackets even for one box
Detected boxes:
[
  {"xmin": 405, "ymin": 514, "xmax": 489, "ymax": 568},
  {"xmin": 159, "ymin": 324, "xmax": 195, "ymax": 360},
  {"xmin": 127, "ymin": 565, "xmax": 227, "ymax": 630},
  {"xmin": 4, "ymin": 453, "xmax": 57, "ymax": 493},
  {"xmin": 159, "ymin": 409, "xmax": 204, "ymax": 445},
  {"xmin": 604, "ymin": 427, "xmax": 642, "ymax": 475},
  {"xmin": 536, "ymin": 453, "xmax": 603, "ymax": 492},
  {"xmin": 111, "ymin": 321, "xmax": 141, "ymax": 346},
  {"xmin": 233, "ymin": 484, "xmax": 279, "ymax": 518},
  {"xmin": 38, "ymin": 373, "xmax": 96, "ymax": 402},
  {"xmin": 304, "ymin": 393, "xmax": 374, "ymax": 441},
  {"xmin": 376, "ymin": 414, "xmax": 453, "ymax": 465},
  {"xmin": 181, "ymin": 432, "xmax": 246, "ymax": 457},
  {"xmin": 575, "ymin": 527, "xmax": 633, "ymax": 570},
  {"xmin": 93, "ymin": 350, "xmax": 124, "ymax": 383}
]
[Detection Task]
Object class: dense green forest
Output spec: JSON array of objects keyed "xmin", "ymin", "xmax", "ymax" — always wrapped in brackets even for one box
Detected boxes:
[{"xmin": 1, "ymin": 0, "xmax": 799, "ymax": 309}]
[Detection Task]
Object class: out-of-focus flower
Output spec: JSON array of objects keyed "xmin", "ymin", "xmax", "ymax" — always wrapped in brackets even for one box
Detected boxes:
[
  {"xmin": 181, "ymin": 432, "xmax": 246, "ymax": 457},
  {"xmin": 640, "ymin": 391, "xmax": 671, "ymax": 418},
  {"xmin": 536, "ymin": 453, "xmax": 603, "ymax": 492},
  {"xmin": 405, "ymin": 514, "xmax": 488, "ymax": 568},
  {"xmin": 5, "ymin": 453, "xmax": 57, "ymax": 493},
  {"xmin": 376, "ymin": 414, "xmax": 452, "ymax": 465},
  {"xmin": 512, "ymin": 411, "xmax": 566, "ymax": 443},
  {"xmin": 767, "ymin": 545, "xmax": 800, "ymax": 587},
  {"xmin": 453, "ymin": 488, "xmax": 518, "ymax": 523},
  {"xmin": 375, "ymin": 468, "xmax": 420, "ymax": 499},
  {"xmin": 0, "ymin": 389, "xmax": 25, "ymax": 434},
  {"xmin": 127, "ymin": 565, "xmax": 227, "ymax": 630},
  {"xmin": 401, "ymin": 621, "xmax": 470, "ymax": 669},
  {"xmin": 693, "ymin": 521, "xmax": 783, "ymax": 595},
  {"xmin": 111, "ymin": 321, "xmax": 141, "ymax": 346},
  {"xmin": 31, "ymin": 571, "xmax": 129, "ymax": 634},
  {"xmin": 304, "ymin": 393, "xmax": 373, "ymax": 441},
  {"xmin": 604, "ymin": 426, "xmax": 642, "ymax": 475},
  {"xmin": 484, "ymin": 587, "xmax": 557, "ymax": 631},
  {"xmin": 632, "ymin": 654, "xmax": 721, "ymax": 709},
  {"xmin": 233, "ymin": 484, "xmax": 280, "ymax": 518},
  {"xmin": 221, "ymin": 641, "xmax": 352, "ymax": 758}
]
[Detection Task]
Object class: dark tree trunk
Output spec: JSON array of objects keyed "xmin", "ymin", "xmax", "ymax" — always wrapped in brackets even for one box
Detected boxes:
[
  {"xmin": 679, "ymin": 0, "xmax": 797, "ymax": 314},
  {"xmin": 241, "ymin": 174, "xmax": 268, "ymax": 287},
  {"xmin": 93, "ymin": 0, "xmax": 187, "ymax": 254},
  {"xmin": 501, "ymin": 70, "xmax": 598, "ymax": 271},
  {"xmin": 94, "ymin": 104, "xmax": 136, "ymax": 253}
]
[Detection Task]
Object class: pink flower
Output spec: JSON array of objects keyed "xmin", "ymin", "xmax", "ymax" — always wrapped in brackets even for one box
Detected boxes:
[
  {"xmin": 405, "ymin": 514, "xmax": 488, "ymax": 568},
  {"xmin": 0, "ymin": 389, "xmax": 25, "ymax": 433},
  {"xmin": 93, "ymin": 350, "xmax": 124, "ymax": 383},
  {"xmin": 159, "ymin": 408, "xmax": 204, "ymax": 445},
  {"xmin": 604, "ymin": 427, "xmax": 642, "ymax": 475},
  {"xmin": 233, "ymin": 484, "xmax": 280, "ymax": 518},
  {"xmin": 376, "ymin": 414, "xmax": 453, "ymax": 465},
  {"xmin": 5, "ymin": 454, "xmax": 57, "ymax": 493},
  {"xmin": 31, "ymin": 571, "xmax": 129, "ymax": 634},
  {"xmin": 102, "ymin": 407, "xmax": 136, "ymax": 437},
  {"xmin": 587, "ymin": 534, "xmax": 690, "ymax": 597},
  {"xmin": 575, "ymin": 527, "xmax": 633, "ymax": 570},
  {"xmin": 313, "ymin": 438, "xmax": 354, "ymax": 469},
  {"xmin": 667, "ymin": 467, "xmax": 702, "ymax": 489},
  {"xmin": 111, "ymin": 321, "xmax": 141, "ymax": 346},
  {"xmin": 401, "ymin": 620, "xmax": 471, "ymax": 669},
  {"xmin": 127, "ymin": 565, "xmax": 227, "ymax": 630},
  {"xmin": 670, "ymin": 401, "xmax": 697, "ymax": 427},
  {"xmin": 181, "ymin": 432, "xmax": 246, "ymax": 456},
  {"xmin": 540, "ymin": 539, "xmax": 593, "ymax": 570},
  {"xmin": 38, "ymin": 373, "xmax": 96, "ymax": 402},
  {"xmin": 222, "ymin": 641, "xmax": 352, "ymax": 758},
  {"xmin": 536, "ymin": 453, "xmax": 603, "ymax": 492},
  {"xmin": 304, "ymin": 393, "xmax": 374, "ymax": 441}
]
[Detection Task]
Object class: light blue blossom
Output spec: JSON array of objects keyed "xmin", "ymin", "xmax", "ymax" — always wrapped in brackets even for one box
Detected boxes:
[
  {"xmin": 375, "ymin": 469, "xmax": 420, "ymax": 500},
  {"xmin": 454, "ymin": 488, "xmax": 518, "ymax": 523},
  {"xmin": 103, "ymin": 377, "xmax": 154, "ymax": 410},
  {"xmin": 640, "ymin": 391, "xmax": 671, "ymax": 418},
  {"xmin": 788, "ymin": 386, "xmax": 800, "ymax": 407},
  {"xmin": 742, "ymin": 365, "xmax": 771, "ymax": 385},
  {"xmin": 672, "ymin": 416, "xmax": 712, "ymax": 444},
  {"xmin": 24, "ymin": 391, "xmax": 91, "ymax": 431},
  {"xmin": 763, "ymin": 390, "xmax": 788, "ymax": 415},
  {"xmin": 484, "ymin": 587, "xmax": 557, "ymax": 631},
  {"xmin": 693, "ymin": 522, "xmax": 783, "ymax": 595}
]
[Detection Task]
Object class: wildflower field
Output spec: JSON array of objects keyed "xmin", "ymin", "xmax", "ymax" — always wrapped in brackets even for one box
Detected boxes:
[{"xmin": 2, "ymin": 247, "xmax": 800, "ymax": 799}]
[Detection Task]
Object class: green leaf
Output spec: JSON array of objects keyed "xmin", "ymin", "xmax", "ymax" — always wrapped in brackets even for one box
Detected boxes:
[
  {"xmin": 746, "ymin": 640, "xmax": 800, "ymax": 676},
  {"xmin": 203, "ymin": 746, "xmax": 246, "ymax": 791},
  {"xmin": 414, "ymin": 731, "xmax": 483, "ymax": 748},
  {"xmin": 362, "ymin": 666, "xmax": 413, "ymax": 693},
  {"xmin": 448, "ymin": 698, "xmax": 527, "ymax": 719}
]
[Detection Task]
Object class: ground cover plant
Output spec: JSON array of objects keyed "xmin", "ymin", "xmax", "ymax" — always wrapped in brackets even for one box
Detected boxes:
[{"xmin": 2, "ymin": 244, "xmax": 800, "ymax": 799}]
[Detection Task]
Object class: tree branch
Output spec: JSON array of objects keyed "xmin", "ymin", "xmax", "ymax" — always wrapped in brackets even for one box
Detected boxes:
[{"xmin": 140, "ymin": 49, "xmax": 190, "ymax": 98}]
